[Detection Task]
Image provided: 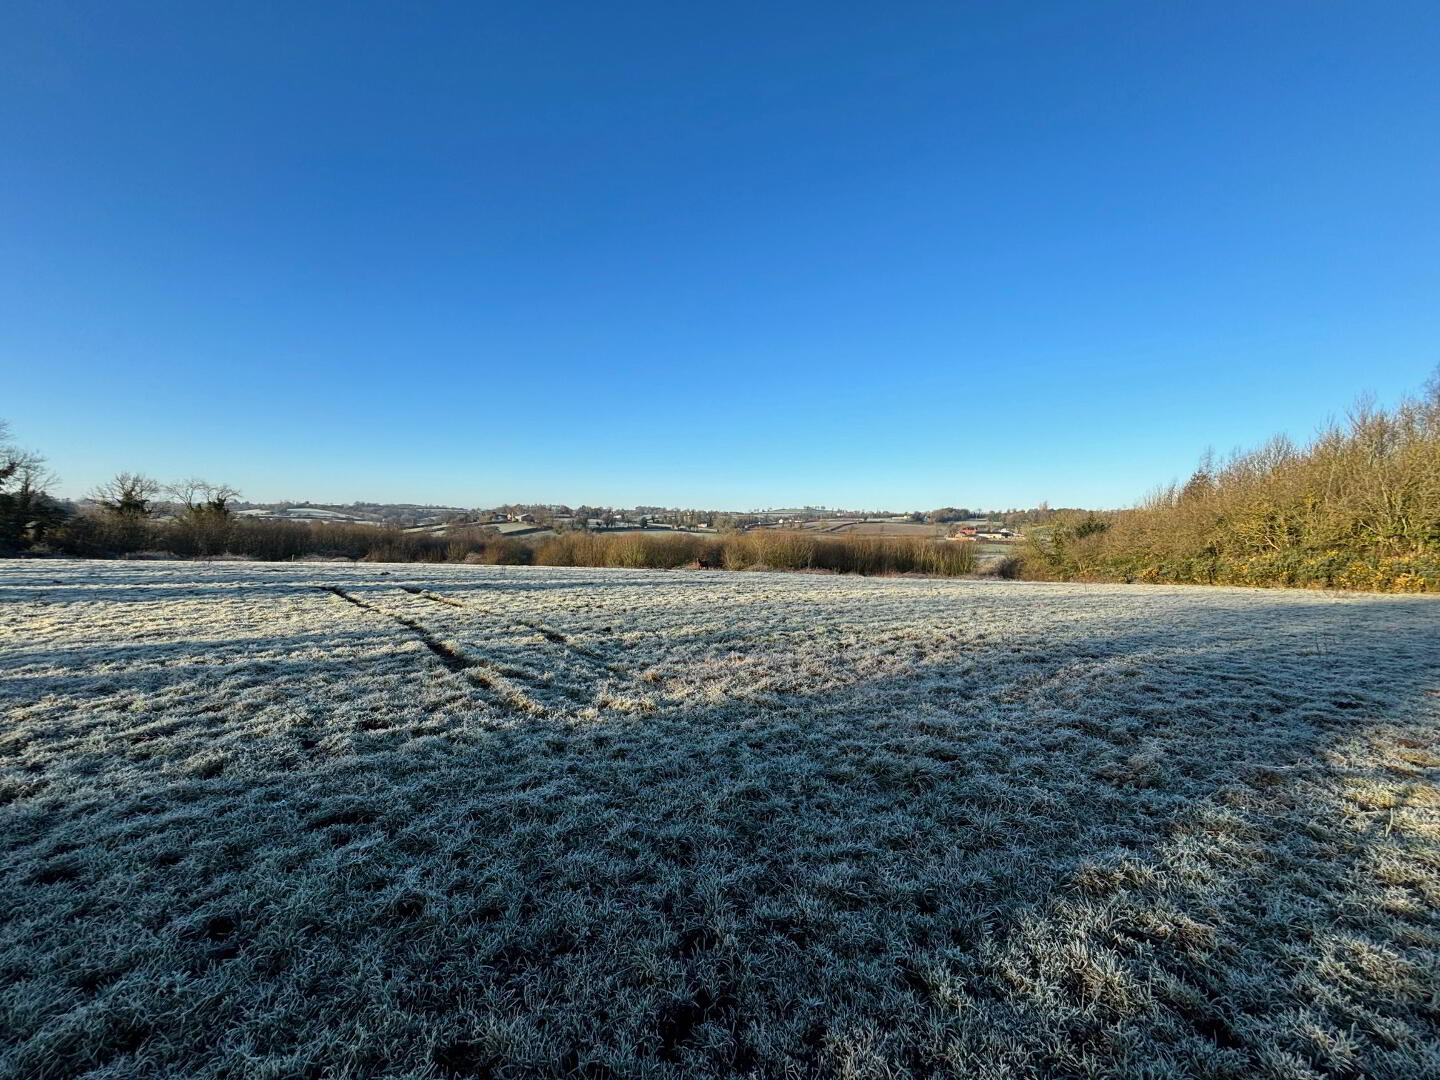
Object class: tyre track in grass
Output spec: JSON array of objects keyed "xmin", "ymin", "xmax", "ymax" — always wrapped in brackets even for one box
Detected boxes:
[
  {"xmin": 320, "ymin": 587, "xmax": 544, "ymax": 714},
  {"xmin": 400, "ymin": 586, "xmax": 632, "ymax": 677},
  {"xmin": 400, "ymin": 585, "xmax": 676, "ymax": 713}
]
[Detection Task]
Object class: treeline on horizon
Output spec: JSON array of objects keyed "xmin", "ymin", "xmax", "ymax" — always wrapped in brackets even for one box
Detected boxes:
[
  {"xmin": 3, "ymin": 506, "xmax": 981, "ymax": 578},
  {"xmin": 1007, "ymin": 374, "xmax": 1440, "ymax": 592},
  {"xmin": 3, "ymin": 371, "xmax": 1437, "ymax": 590},
  {"xmin": 0, "ymin": 450, "xmax": 978, "ymax": 577}
]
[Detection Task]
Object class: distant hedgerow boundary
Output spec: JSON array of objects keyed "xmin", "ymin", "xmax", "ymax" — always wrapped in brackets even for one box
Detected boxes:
[
  {"xmin": 1003, "ymin": 376, "xmax": 1440, "ymax": 592},
  {"xmin": 533, "ymin": 529, "xmax": 977, "ymax": 576},
  {"xmin": 7, "ymin": 372, "xmax": 1437, "ymax": 591},
  {"xmin": 29, "ymin": 518, "xmax": 979, "ymax": 577}
]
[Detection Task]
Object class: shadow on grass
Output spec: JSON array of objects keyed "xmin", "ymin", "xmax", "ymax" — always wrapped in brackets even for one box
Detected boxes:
[{"xmin": 0, "ymin": 577, "xmax": 1436, "ymax": 1079}]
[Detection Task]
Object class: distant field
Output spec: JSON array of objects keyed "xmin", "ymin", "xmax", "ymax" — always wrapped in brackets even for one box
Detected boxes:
[
  {"xmin": 3, "ymin": 562, "xmax": 1438, "ymax": 1078},
  {"xmin": 972, "ymin": 541, "xmax": 1018, "ymax": 562},
  {"xmin": 830, "ymin": 521, "xmax": 946, "ymax": 537},
  {"xmin": 593, "ymin": 526, "xmax": 714, "ymax": 536},
  {"xmin": 484, "ymin": 523, "xmax": 554, "ymax": 537},
  {"xmin": 786, "ymin": 519, "xmax": 947, "ymax": 537}
]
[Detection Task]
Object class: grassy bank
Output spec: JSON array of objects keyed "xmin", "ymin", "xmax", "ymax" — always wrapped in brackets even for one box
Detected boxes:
[{"xmin": 1007, "ymin": 378, "xmax": 1440, "ymax": 592}]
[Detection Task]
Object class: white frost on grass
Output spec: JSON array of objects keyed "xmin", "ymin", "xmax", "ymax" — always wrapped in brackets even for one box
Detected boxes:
[{"xmin": 1, "ymin": 560, "xmax": 1437, "ymax": 1079}]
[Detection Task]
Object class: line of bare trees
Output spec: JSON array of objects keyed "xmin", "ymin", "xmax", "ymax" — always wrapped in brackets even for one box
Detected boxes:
[
  {"xmin": 0, "ymin": 425, "xmax": 254, "ymax": 557},
  {"xmin": 68, "ymin": 473, "xmax": 244, "ymax": 556},
  {"xmin": 0, "ymin": 421, "xmax": 69, "ymax": 552},
  {"xmin": 0, "ymin": 430, "xmax": 546, "ymax": 563}
]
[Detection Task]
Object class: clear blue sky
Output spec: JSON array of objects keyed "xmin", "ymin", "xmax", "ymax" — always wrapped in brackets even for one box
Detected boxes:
[{"xmin": 3, "ymin": 2, "xmax": 1437, "ymax": 510}]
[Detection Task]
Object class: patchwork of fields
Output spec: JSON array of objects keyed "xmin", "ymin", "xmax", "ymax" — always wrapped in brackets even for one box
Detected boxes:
[{"xmin": 2, "ymin": 561, "xmax": 1437, "ymax": 1079}]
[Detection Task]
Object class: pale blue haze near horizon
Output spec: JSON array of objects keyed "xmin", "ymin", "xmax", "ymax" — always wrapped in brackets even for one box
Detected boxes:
[{"xmin": 3, "ymin": 1, "xmax": 1437, "ymax": 509}]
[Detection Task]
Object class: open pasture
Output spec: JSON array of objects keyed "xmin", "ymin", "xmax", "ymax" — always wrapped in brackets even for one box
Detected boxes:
[
  {"xmin": 789, "ymin": 520, "xmax": 948, "ymax": 538},
  {"xmin": 1, "ymin": 562, "xmax": 1438, "ymax": 1079}
]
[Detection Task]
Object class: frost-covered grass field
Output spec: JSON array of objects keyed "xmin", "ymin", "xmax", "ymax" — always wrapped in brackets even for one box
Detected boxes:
[{"xmin": 2, "ymin": 561, "xmax": 1438, "ymax": 1080}]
